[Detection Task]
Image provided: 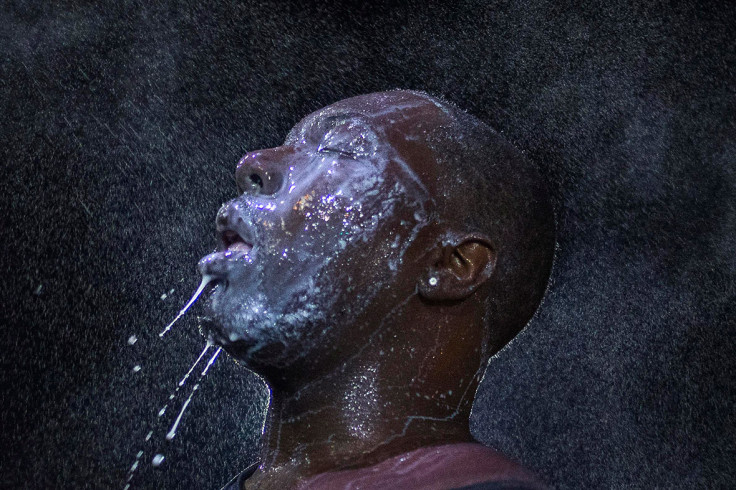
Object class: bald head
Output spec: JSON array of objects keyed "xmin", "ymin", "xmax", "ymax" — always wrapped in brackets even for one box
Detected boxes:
[{"xmin": 402, "ymin": 91, "xmax": 556, "ymax": 356}]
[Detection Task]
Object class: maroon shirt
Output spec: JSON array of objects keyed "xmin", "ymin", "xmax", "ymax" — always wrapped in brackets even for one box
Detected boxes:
[{"xmin": 223, "ymin": 443, "xmax": 546, "ymax": 489}]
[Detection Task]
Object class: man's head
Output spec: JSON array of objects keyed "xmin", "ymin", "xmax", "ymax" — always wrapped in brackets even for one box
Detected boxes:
[{"xmin": 198, "ymin": 90, "xmax": 554, "ymax": 389}]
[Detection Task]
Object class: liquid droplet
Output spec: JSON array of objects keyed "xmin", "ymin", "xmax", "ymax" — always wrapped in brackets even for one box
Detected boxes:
[
  {"xmin": 178, "ymin": 343, "xmax": 212, "ymax": 387},
  {"xmin": 159, "ymin": 276, "xmax": 213, "ymax": 338},
  {"xmin": 165, "ymin": 347, "xmax": 222, "ymax": 441}
]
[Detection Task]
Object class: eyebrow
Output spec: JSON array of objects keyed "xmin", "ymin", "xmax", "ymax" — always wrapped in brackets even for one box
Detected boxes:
[
  {"xmin": 286, "ymin": 112, "xmax": 372, "ymax": 144},
  {"xmin": 315, "ymin": 112, "xmax": 372, "ymax": 132}
]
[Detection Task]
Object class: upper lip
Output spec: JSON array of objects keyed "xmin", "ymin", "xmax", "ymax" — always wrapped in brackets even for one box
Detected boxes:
[{"xmin": 215, "ymin": 210, "xmax": 257, "ymax": 254}]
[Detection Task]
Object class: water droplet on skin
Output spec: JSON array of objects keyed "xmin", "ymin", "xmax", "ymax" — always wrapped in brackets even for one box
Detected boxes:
[
  {"xmin": 152, "ymin": 454, "xmax": 165, "ymax": 467},
  {"xmin": 127, "ymin": 335, "xmax": 137, "ymax": 345}
]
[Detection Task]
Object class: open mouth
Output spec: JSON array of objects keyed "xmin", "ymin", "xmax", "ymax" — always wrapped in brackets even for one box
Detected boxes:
[
  {"xmin": 198, "ymin": 227, "xmax": 256, "ymax": 278},
  {"xmin": 221, "ymin": 229, "xmax": 253, "ymax": 254}
]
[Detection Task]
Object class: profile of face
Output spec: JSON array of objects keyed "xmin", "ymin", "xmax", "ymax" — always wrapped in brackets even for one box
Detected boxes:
[
  {"xmin": 198, "ymin": 90, "xmax": 554, "ymax": 394},
  {"xmin": 198, "ymin": 92, "xmax": 432, "ymax": 374}
]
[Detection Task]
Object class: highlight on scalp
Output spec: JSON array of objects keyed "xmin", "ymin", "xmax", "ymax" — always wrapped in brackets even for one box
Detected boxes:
[{"xmin": 410, "ymin": 91, "xmax": 556, "ymax": 357}]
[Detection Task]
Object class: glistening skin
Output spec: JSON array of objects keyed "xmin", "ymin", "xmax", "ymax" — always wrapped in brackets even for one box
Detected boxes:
[{"xmin": 198, "ymin": 90, "xmax": 555, "ymax": 490}]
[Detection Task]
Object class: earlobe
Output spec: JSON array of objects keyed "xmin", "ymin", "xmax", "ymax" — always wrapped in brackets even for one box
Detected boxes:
[{"xmin": 417, "ymin": 234, "xmax": 496, "ymax": 302}]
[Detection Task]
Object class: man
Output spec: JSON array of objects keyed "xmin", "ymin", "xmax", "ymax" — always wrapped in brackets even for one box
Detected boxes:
[{"xmin": 198, "ymin": 90, "xmax": 555, "ymax": 489}]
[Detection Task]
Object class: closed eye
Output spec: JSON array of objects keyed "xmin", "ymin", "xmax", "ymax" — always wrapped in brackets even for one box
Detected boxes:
[
  {"xmin": 316, "ymin": 118, "xmax": 377, "ymax": 159},
  {"xmin": 317, "ymin": 145, "xmax": 357, "ymax": 159}
]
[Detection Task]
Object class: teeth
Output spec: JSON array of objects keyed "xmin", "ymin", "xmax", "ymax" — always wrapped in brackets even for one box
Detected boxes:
[{"xmin": 228, "ymin": 242, "xmax": 253, "ymax": 253}]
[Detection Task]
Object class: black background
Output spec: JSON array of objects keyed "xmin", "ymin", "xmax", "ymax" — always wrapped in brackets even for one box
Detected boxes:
[{"xmin": 3, "ymin": 1, "xmax": 735, "ymax": 488}]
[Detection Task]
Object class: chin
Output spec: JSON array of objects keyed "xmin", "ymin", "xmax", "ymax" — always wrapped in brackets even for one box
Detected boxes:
[{"xmin": 199, "ymin": 280, "xmax": 329, "ymax": 368}]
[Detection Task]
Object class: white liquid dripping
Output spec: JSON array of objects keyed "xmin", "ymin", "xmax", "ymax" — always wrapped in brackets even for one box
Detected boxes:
[
  {"xmin": 178, "ymin": 342, "xmax": 213, "ymax": 387},
  {"xmin": 156, "ymin": 342, "xmax": 213, "ymax": 420},
  {"xmin": 122, "ymin": 342, "xmax": 217, "ymax": 488},
  {"xmin": 200, "ymin": 346, "xmax": 222, "ymax": 376},
  {"xmin": 158, "ymin": 275, "xmax": 212, "ymax": 338},
  {"xmin": 152, "ymin": 454, "xmax": 165, "ymax": 467},
  {"xmin": 123, "ymin": 448, "xmax": 146, "ymax": 487},
  {"xmin": 165, "ymin": 385, "xmax": 198, "ymax": 441},
  {"xmin": 165, "ymin": 347, "xmax": 222, "ymax": 441}
]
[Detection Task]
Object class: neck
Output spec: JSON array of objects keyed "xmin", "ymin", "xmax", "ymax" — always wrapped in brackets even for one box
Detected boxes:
[{"xmin": 247, "ymin": 340, "xmax": 485, "ymax": 487}]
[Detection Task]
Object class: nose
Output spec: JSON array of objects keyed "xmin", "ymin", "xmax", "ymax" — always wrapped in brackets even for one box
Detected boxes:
[{"xmin": 235, "ymin": 146, "xmax": 291, "ymax": 196}]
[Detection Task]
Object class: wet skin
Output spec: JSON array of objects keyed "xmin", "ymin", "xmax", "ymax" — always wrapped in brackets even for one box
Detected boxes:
[{"xmin": 199, "ymin": 91, "xmax": 520, "ymax": 489}]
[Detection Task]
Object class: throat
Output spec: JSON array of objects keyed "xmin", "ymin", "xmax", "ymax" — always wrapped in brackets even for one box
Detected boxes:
[{"xmin": 254, "ymin": 370, "xmax": 476, "ymax": 485}]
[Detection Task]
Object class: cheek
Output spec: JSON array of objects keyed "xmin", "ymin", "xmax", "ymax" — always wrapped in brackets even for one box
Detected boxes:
[{"xmin": 283, "ymin": 195, "xmax": 367, "ymax": 264}]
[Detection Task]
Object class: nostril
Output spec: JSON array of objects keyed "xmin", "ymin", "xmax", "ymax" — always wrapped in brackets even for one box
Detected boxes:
[
  {"xmin": 235, "ymin": 160, "xmax": 284, "ymax": 196},
  {"xmin": 249, "ymin": 174, "xmax": 264, "ymax": 190},
  {"xmin": 239, "ymin": 169, "xmax": 283, "ymax": 196}
]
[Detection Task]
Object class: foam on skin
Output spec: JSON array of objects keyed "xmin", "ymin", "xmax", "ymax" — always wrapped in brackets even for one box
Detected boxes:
[{"xmin": 198, "ymin": 99, "xmax": 436, "ymax": 369}]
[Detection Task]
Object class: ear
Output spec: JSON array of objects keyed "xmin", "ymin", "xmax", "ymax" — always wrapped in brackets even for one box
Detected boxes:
[{"xmin": 417, "ymin": 234, "xmax": 496, "ymax": 302}]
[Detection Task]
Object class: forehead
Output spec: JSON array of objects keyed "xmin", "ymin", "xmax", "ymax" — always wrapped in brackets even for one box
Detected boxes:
[
  {"xmin": 286, "ymin": 91, "xmax": 453, "ymax": 143},
  {"xmin": 285, "ymin": 92, "xmax": 453, "ymax": 196}
]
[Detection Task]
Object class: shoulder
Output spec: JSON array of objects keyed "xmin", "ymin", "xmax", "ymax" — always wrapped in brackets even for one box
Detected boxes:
[{"xmin": 301, "ymin": 442, "xmax": 547, "ymax": 490}]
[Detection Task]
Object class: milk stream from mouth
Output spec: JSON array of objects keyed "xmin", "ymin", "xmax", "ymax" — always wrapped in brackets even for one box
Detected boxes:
[
  {"xmin": 159, "ymin": 275, "xmax": 213, "ymax": 338},
  {"xmin": 165, "ymin": 347, "xmax": 222, "ymax": 441},
  {"xmin": 122, "ymin": 343, "xmax": 218, "ymax": 488}
]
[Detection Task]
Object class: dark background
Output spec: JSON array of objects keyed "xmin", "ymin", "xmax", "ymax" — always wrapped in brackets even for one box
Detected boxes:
[{"xmin": 3, "ymin": 1, "xmax": 735, "ymax": 488}]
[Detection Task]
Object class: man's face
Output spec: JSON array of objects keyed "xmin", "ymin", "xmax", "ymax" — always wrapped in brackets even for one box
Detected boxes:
[{"xmin": 199, "ymin": 92, "xmax": 446, "ymax": 370}]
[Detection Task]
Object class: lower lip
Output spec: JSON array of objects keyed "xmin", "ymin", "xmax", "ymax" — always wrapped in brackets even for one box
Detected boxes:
[
  {"xmin": 227, "ymin": 241, "xmax": 253, "ymax": 254},
  {"xmin": 197, "ymin": 248, "xmax": 254, "ymax": 277}
]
